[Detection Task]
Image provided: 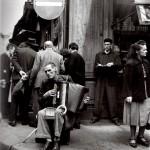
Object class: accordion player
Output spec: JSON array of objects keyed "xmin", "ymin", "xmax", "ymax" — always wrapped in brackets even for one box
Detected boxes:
[
  {"xmin": 35, "ymin": 63, "xmax": 88, "ymax": 150},
  {"xmin": 35, "ymin": 63, "xmax": 72, "ymax": 150}
]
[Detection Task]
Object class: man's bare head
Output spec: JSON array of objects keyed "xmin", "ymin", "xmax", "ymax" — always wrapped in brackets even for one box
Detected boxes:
[
  {"xmin": 44, "ymin": 41, "xmax": 53, "ymax": 49},
  {"xmin": 44, "ymin": 63, "xmax": 57, "ymax": 79}
]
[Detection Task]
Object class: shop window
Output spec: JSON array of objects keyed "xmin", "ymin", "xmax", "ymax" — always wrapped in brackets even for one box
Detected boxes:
[{"xmin": 136, "ymin": 5, "xmax": 150, "ymax": 25}]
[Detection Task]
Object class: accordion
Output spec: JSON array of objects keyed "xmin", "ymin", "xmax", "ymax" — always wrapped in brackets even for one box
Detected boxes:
[{"xmin": 44, "ymin": 81, "xmax": 88, "ymax": 119}]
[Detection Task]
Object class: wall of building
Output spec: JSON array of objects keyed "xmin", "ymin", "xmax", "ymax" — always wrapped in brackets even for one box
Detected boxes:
[
  {"xmin": 68, "ymin": 0, "xmax": 114, "ymax": 118},
  {"xmin": 0, "ymin": 0, "xmax": 26, "ymax": 53},
  {"xmin": 0, "ymin": 0, "xmax": 26, "ymax": 119},
  {"xmin": 69, "ymin": 0, "xmax": 113, "ymax": 77},
  {"xmin": 69, "ymin": 0, "xmax": 113, "ymax": 94}
]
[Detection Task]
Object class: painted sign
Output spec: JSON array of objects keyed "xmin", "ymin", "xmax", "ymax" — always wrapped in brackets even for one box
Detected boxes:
[{"xmin": 33, "ymin": 0, "xmax": 65, "ymax": 20}]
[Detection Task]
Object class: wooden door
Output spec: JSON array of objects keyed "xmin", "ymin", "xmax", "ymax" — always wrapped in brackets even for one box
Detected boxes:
[{"xmin": 68, "ymin": 0, "xmax": 114, "ymax": 118}]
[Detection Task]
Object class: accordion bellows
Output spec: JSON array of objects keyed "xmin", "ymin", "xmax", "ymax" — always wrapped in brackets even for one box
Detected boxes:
[{"xmin": 67, "ymin": 83, "xmax": 86, "ymax": 113}]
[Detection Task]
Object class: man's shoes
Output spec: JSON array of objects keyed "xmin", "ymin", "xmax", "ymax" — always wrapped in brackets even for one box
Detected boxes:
[
  {"xmin": 90, "ymin": 117, "xmax": 99, "ymax": 124},
  {"xmin": 146, "ymin": 123, "xmax": 150, "ymax": 130},
  {"xmin": 43, "ymin": 139, "xmax": 53, "ymax": 150},
  {"xmin": 129, "ymin": 139, "xmax": 137, "ymax": 148},
  {"xmin": 112, "ymin": 118, "xmax": 121, "ymax": 126},
  {"xmin": 35, "ymin": 138, "xmax": 46, "ymax": 143},
  {"xmin": 137, "ymin": 136, "xmax": 149, "ymax": 147},
  {"xmin": 8, "ymin": 120, "xmax": 16, "ymax": 127},
  {"xmin": 52, "ymin": 141, "xmax": 60, "ymax": 150}
]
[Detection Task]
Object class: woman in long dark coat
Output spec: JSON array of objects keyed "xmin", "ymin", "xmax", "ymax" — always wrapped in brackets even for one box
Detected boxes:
[{"xmin": 123, "ymin": 40, "xmax": 150, "ymax": 148}]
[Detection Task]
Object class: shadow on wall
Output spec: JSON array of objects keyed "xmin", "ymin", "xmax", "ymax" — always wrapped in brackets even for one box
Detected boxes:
[{"xmin": 83, "ymin": 0, "xmax": 103, "ymax": 74}]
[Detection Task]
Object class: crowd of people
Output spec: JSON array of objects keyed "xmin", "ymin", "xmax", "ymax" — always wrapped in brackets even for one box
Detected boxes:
[
  {"xmin": 0, "ymin": 38, "xmax": 150, "ymax": 149},
  {"xmin": 0, "ymin": 39, "xmax": 88, "ymax": 150}
]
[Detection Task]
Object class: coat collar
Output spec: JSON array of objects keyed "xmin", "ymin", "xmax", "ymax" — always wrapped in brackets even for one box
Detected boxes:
[{"xmin": 102, "ymin": 49, "xmax": 112, "ymax": 55}]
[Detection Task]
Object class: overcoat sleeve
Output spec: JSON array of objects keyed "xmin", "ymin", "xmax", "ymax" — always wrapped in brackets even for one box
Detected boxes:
[
  {"xmin": 122, "ymin": 64, "xmax": 134, "ymax": 99},
  {"xmin": 12, "ymin": 49, "xmax": 22, "ymax": 73},
  {"xmin": 29, "ymin": 52, "xmax": 41, "ymax": 86},
  {"xmin": 114, "ymin": 54, "xmax": 122, "ymax": 70},
  {"xmin": 38, "ymin": 80, "xmax": 51, "ymax": 108},
  {"xmin": 59, "ymin": 57, "xmax": 65, "ymax": 74},
  {"xmin": 94, "ymin": 53, "xmax": 99, "ymax": 77}
]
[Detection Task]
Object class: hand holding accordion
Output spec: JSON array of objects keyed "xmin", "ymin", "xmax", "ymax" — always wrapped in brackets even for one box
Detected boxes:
[
  {"xmin": 56, "ymin": 105, "xmax": 67, "ymax": 115},
  {"xmin": 45, "ymin": 81, "xmax": 89, "ymax": 119}
]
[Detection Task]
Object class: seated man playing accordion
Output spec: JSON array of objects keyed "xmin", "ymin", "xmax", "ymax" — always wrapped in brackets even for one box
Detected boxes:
[{"xmin": 35, "ymin": 63, "xmax": 72, "ymax": 150}]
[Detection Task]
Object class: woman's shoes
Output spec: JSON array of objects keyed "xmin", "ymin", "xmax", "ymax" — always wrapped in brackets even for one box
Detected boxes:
[
  {"xmin": 129, "ymin": 139, "xmax": 137, "ymax": 148},
  {"xmin": 129, "ymin": 137, "xmax": 150, "ymax": 148},
  {"xmin": 137, "ymin": 136, "xmax": 149, "ymax": 147}
]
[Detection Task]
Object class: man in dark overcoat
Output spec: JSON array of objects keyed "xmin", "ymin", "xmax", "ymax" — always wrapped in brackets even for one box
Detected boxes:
[
  {"xmin": 91, "ymin": 38, "xmax": 122, "ymax": 125},
  {"xmin": 9, "ymin": 40, "xmax": 36, "ymax": 126},
  {"xmin": 65, "ymin": 42, "xmax": 85, "ymax": 86},
  {"xmin": 63, "ymin": 42, "xmax": 85, "ymax": 129},
  {"xmin": 0, "ymin": 43, "xmax": 16, "ymax": 118}
]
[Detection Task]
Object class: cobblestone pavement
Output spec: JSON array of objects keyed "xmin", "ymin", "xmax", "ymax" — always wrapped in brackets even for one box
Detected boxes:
[{"xmin": 0, "ymin": 119, "xmax": 150, "ymax": 150}]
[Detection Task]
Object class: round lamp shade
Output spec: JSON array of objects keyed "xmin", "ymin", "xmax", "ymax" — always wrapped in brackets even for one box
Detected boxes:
[{"xmin": 33, "ymin": 0, "xmax": 65, "ymax": 20}]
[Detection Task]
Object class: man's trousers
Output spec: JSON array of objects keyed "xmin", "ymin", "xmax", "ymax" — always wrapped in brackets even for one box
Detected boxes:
[
  {"xmin": 94, "ymin": 78, "xmax": 118, "ymax": 119},
  {"xmin": 36, "ymin": 108, "xmax": 64, "ymax": 140}
]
